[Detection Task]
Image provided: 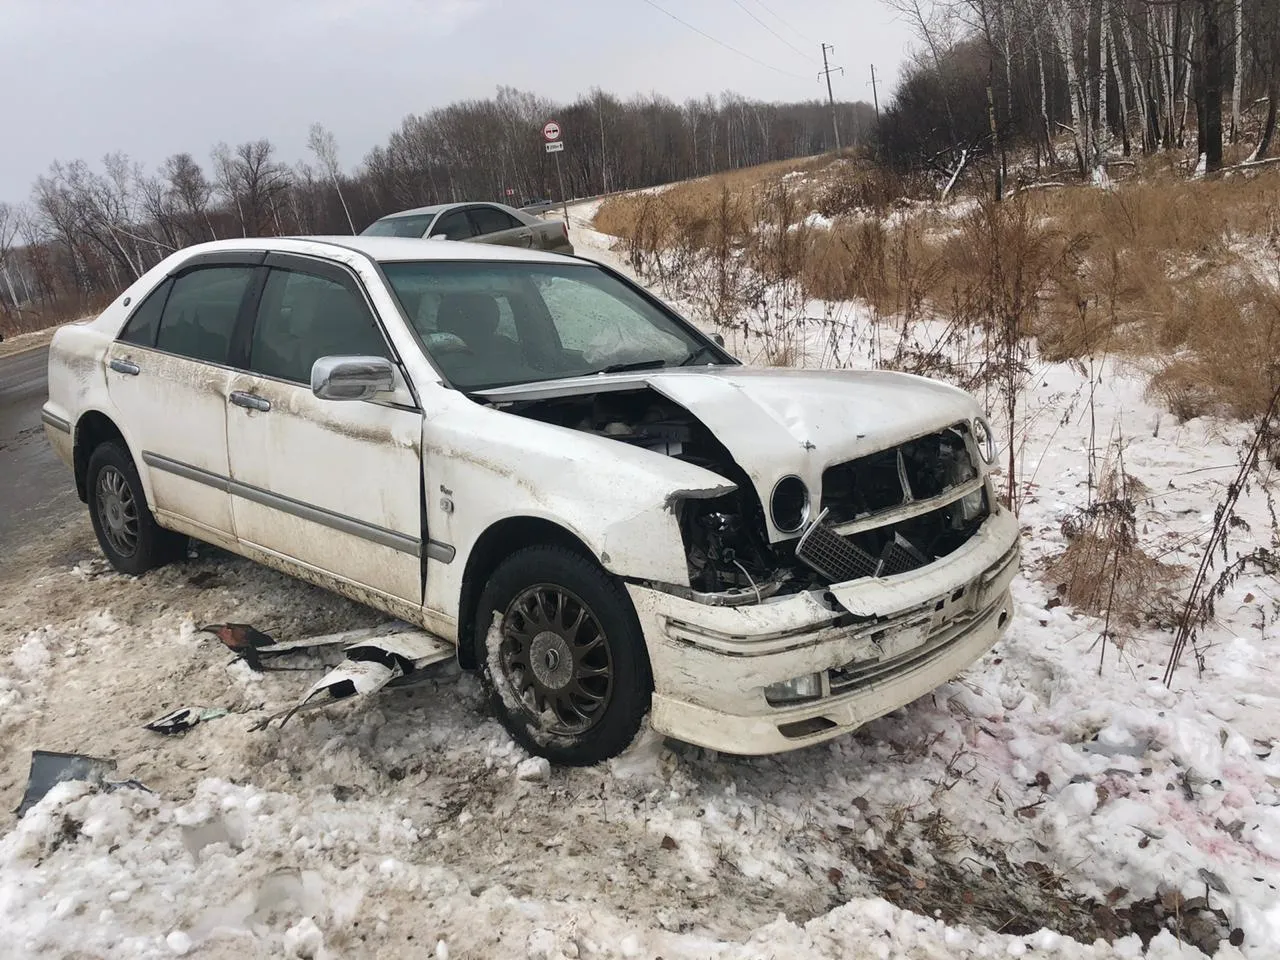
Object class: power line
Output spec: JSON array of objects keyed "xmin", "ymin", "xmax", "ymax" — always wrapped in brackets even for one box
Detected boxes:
[
  {"xmin": 728, "ymin": 0, "xmax": 813, "ymax": 62},
  {"xmin": 747, "ymin": 0, "xmax": 815, "ymax": 45},
  {"xmin": 638, "ymin": 0, "xmax": 807, "ymax": 80}
]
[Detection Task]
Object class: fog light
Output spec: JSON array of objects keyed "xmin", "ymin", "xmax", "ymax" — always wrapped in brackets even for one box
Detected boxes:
[
  {"xmin": 959, "ymin": 487, "xmax": 985, "ymax": 520},
  {"xmin": 764, "ymin": 673, "xmax": 823, "ymax": 705}
]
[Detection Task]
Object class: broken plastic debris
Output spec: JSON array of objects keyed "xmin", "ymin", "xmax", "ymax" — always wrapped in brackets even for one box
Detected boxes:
[
  {"xmin": 16, "ymin": 750, "xmax": 117, "ymax": 816},
  {"xmin": 251, "ymin": 628, "xmax": 454, "ymax": 730},
  {"xmin": 199, "ymin": 620, "xmax": 422, "ymax": 671},
  {"xmin": 144, "ymin": 707, "xmax": 229, "ymax": 736}
]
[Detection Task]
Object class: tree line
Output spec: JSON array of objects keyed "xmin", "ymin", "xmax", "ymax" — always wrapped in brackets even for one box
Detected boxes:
[
  {"xmin": 877, "ymin": 0, "xmax": 1280, "ymax": 188},
  {"xmin": 0, "ymin": 87, "xmax": 875, "ymax": 330}
]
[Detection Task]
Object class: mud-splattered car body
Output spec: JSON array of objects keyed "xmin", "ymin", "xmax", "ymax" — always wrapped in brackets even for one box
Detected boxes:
[{"xmin": 43, "ymin": 236, "xmax": 1018, "ymax": 761}]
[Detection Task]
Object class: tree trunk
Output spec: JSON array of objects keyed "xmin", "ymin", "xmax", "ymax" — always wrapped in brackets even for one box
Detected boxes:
[
  {"xmin": 1049, "ymin": 5, "xmax": 1089, "ymax": 175},
  {"xmin": 1122, "ymin": 12, "xmax": 1153, "ymax": 151},
  {"xmin": 1099, "ymin": 2, "xmax": 1110, "ymax": 142},
  {"xmin": 1256, "ymin": 84, "xmax": 1279, "ymax": 159},
  {"xmin": 988, "ymin": 72, "xmax": 1003, "ymax": 201},
  {"xmin": 1111, "ymin": 24, "xmax": 1132, "ymax": 155},
  {"xmin": 1202, "ymin": 0, "xmax": 1224, "ymax": 171},
  {"xmin": 333, "ymin": 179, "xmax": 356, "ymax": 234},
  {"xmin": 1179, "ymin": 6, "xmax": 1195, "ymax": 148},
  {"xmin": 1037, "ymin": 31, "xmax": 1055, "ymax": 163},
  {"xmin": 1231, "ymin": 0, "xmax": 1244, "ymax": 141}
]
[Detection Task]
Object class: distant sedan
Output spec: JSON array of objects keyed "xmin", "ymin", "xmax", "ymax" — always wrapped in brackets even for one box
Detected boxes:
[{"xmin": 362, "ymin": 201, "xmax": 573, "ymax": 256}]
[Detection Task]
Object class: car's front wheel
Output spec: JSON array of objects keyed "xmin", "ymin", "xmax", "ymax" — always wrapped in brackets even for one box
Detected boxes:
[
  {"xmin": 476, "ymin": 545, "xmax": 651, "ymax": 765},
  {"xmin": 86, "ymin": 441, "xmax": 186, "ymax": 575}
]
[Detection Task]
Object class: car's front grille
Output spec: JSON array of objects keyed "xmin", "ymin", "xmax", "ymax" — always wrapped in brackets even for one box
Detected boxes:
[
  {"xmin": 820, "ymin": 423, "xmax": 978, "ymax": 527},
  {"xmin": 793, "ymin": 513, "xmax": 880, "ymax": 582},
  {"xmin": 794, "ymin": 491, "xmax": 989, "ymax": 585}
]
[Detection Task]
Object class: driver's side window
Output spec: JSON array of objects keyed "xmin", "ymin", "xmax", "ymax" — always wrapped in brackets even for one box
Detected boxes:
[{"xmin": 248, "ymin": 268, "xmax": 389, "ymax": 384}]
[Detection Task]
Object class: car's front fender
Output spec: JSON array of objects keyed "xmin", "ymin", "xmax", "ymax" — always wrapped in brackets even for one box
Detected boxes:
[{"xmin": 420, "ymin": 392, "xmax": 735, "ymax": 624}]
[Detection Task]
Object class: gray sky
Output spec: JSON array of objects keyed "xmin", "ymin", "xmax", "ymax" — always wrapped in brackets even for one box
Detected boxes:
[{"xmin": 0, "ymin": 0, "xmax": 911, "ymax": 202}]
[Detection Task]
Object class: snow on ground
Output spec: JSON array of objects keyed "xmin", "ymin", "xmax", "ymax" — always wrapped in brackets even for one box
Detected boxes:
[{"xmin": 0, "ymin": 201, "xmax": 1277, "ymax": 959}]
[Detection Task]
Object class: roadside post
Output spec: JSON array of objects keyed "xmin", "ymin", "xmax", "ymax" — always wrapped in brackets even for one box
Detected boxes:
[{"xmin": 543, "ymin": 119, "xmax": 569, "ymax": 229}]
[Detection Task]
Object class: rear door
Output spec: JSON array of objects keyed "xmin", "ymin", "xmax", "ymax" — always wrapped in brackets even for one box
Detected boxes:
[
  {"xmin": 105, "ymin": 254, "xmax": 263, "ymax": 539},
  {"xmin": 466, "ymin": 205, "xmax": 533, "ymax": 248},
  {"xmin": 224, "ymin": 253, "xmax": 425, "ymax": 606}
]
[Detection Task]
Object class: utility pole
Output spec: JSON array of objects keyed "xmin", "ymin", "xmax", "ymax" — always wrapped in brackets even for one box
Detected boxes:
[
  {"xmin": 869, "ymin": 64, "xmax": 881, "ymax": 123},
  {"xmin": 819, "ymin": 43, "xmax": 844, "ymax": 153}
]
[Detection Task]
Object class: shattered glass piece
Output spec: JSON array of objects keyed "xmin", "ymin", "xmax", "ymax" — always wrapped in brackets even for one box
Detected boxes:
[{"xmin": 16, "ymin": 750, "xmax": 118, "ymax": 816}]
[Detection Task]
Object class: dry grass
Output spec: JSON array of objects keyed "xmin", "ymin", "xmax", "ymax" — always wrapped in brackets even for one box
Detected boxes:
[
  {"xmin": 1048, "ymin": 458, "xmax": 1182, "ymax": 636},
  {"xmin": 596, "ymin": 155, "xmax": 1280, "ymax": 421}
]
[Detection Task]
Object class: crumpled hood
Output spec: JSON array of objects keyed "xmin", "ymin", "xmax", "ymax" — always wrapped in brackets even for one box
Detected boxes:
[
  {"xmin": 479, "ymin": 365, "xmax": 985, "ymax": 540},
  {"xmin": 645, "ymin": 367, "xmax": 980, "ymax": 471},
  {"xmin": 645, "ymin": 367, "xmax": 983, "ymax": 540}
]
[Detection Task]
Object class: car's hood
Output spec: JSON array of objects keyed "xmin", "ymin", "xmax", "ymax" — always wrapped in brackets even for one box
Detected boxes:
[
  {"xmin": 479, "ymin": 366, "xmax": 984, "ymax": 535},
  {"xmin": 643, "ymin": 366, "xmax": 979, "ymax": 465}
]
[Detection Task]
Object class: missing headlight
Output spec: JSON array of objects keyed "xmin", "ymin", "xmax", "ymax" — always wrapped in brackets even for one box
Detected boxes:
[
  {"xmin": 770, "ymin": 475, "xmax": 809, "ymax": 533},
  {"xmin": 972, "ymin": 416, "xmax": 996, "ymax": 464}
]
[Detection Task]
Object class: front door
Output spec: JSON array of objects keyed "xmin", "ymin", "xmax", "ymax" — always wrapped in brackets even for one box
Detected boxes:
[
  {"xmin": 224, "ymin": 254, "xmax": 424, "ymax": 606},
  {"xmin": 105, "ymin": 257, "xmax": 262, "ymax": 540}
]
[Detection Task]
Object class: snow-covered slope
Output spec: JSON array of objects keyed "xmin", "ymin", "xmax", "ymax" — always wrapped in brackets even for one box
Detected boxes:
[{"xmin": 0, "ymin": 202, "xmax": 1276, "ymax": 959}]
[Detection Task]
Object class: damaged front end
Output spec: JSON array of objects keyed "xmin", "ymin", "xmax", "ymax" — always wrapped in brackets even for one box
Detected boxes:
[{"xmin": 499, "ymin": 382, "xmax": 999, "ymax": 608}]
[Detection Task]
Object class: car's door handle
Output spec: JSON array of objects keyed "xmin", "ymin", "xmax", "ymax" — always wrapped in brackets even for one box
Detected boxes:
[
  {"xmin": 108, "ymin": 358, "xmax": 140, "ymax": 376},
  {"xmin": 230, "ymin": 391, "xmax": 271, "ymax": 412}
]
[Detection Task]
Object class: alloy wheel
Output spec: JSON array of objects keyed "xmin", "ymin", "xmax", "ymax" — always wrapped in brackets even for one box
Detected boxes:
[
  {"xmin": 95, "ymin": 465, "xmax": 139, "ymax": 558},
  {"xmin": 498, "ymin": 584, "xmax": 614, "ymax": 736}
]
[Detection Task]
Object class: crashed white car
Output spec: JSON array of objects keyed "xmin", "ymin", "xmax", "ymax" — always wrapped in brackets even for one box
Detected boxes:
[{"xmin": 43, "ymin": 237, "xmax": 1019, "ymax": 764}]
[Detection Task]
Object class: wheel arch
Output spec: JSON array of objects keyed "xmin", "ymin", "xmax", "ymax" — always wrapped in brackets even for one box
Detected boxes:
[
  {"xmin": 73, "ymin": 410, "xmax": 129, "ymax": 503},
  {"xmin": 456, "ymin": 515, "xmax": 603, "ymax": 670}
]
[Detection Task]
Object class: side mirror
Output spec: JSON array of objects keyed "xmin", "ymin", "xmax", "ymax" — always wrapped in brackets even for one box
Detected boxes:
[
  {"xmin": 426, "ymin": 234, "xmax": 450, "ymax": 242},
  {"xmin": 311, "ymin": 356, "xmax": 395, "ymax": 402},
  {"xmin": 711, "ymin": 332, "xmax": 725, "ymax": 347}
]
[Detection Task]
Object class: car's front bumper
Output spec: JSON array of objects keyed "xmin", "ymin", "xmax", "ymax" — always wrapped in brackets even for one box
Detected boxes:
[{"xmin": 627, "ymin": 508, "xmax": 1020, "ymax": 755}]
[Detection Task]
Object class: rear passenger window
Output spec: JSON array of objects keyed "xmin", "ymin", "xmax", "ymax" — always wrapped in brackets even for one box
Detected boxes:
[
  {"xmin": 118, "ymin": 279, "xmax": 172, "ymax": 347},
  {"xmin": 470, "ymin": 206, "xmax": 521, "ymax": 234},
  {"xmin": 249, "ymin": 268, "xmax": 390, "ymax": 384},
  {"xmin": 155, "ymin": 266, "xmax": 255, "ymax": 365}
]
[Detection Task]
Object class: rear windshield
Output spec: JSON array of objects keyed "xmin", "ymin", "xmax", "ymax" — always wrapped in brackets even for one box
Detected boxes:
[
  {"xmin": 380, "ymin": 260, "xmax": 708, "ymax": 390},
  {"xmin": 361, "ymin": 214, "xmax": 434, "ymax": 238}
]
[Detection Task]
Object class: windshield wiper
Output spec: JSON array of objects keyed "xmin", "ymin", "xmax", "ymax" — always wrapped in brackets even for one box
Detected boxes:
[
  {"xmin": 680, "ymin": 343, "xmax": 719, "ymax": 366},
  {"xmin": 600, "ymin": 359, "xmax": 670, "ymax": 374}
]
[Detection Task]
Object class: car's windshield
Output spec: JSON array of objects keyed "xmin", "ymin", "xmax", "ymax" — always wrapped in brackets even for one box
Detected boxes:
[
  {"xmin": 361, "ymin": 214, "xmax": 434, "ymax": 238},
  {"xmin": 379, "ymin": 261, "xmax": 713, "ymax": 390}
]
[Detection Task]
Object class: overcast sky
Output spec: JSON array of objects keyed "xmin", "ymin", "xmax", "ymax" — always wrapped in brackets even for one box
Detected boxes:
[{"xmin": 0, "ymin": 0, "xmax": 912, "ymax": 202}]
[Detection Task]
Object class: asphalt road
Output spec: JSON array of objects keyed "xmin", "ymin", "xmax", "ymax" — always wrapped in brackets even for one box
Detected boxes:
[{"xmin": 0, "ymin": 346, "xmax": 81, "ymax": 573}]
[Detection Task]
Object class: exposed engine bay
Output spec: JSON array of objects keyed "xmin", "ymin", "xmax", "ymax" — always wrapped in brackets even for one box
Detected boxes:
[{"xmin": 501, "ymin": 388, "xmax": 988, "ymax": 602}]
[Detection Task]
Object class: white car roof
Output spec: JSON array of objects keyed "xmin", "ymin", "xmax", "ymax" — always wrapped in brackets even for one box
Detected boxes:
[{"xmin": 171, "ymin": 235, "xmax": 581, "ymax": 266}]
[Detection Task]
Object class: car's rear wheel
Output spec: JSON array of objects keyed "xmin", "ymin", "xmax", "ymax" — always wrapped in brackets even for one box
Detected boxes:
[
  {"xmin": 476, "ymin": 545, "xmax": 651, "ymax": 765},
  {"xmin": 86, "ymin": 441, "xmax": 186, "ymax": 575}
]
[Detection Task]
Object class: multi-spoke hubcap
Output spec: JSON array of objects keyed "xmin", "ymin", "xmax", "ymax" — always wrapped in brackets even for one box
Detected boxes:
[
  {"xmin": 96, "ymin": 466, "xmax": 139, "ymax": 557},
  {"xmin": 499, "ymin": 585, "xmax": 613, "ymax": 736}
]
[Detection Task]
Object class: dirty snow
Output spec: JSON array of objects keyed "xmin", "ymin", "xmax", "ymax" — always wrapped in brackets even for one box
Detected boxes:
[{"xmin": 0, "ymin": 198, "xmax": 1276, "ymax": 959}]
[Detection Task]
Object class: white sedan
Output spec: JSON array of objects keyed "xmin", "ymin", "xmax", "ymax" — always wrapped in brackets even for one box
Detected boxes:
[{"xmin": 42, "ymin": 237, "xmax": 1019, "ymax": 763}]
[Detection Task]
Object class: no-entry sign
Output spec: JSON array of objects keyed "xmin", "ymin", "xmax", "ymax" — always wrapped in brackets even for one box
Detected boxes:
[{"xmin": 543, "ymin": 120, "xmax": 561, "ymax": 142}]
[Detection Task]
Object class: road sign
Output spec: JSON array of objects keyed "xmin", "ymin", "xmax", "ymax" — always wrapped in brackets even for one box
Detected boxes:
[
  {"xmin": 545, "ymin": 141, "xmax": 564, "ymax": 153},
  {"xmin": 542, "ymin": 120, "xmax": 561, "ymax": 142},
  {"xmin": 505, "ymin": 187, "xmax": 514, "ymax": 196}
]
